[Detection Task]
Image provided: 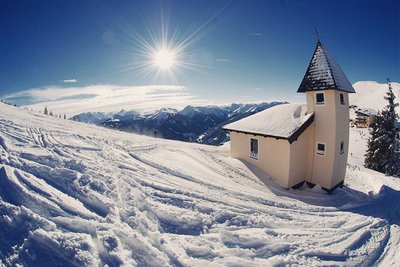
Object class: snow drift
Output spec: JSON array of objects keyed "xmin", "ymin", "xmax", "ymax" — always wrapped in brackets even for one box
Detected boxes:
[{"xmin": 0, "ymin": 102, "xmax": 399, "ymax": 266}]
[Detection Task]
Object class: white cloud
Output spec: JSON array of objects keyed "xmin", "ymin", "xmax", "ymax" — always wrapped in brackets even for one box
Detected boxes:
[
  {"xmin": 4, "ymin": 84, "xmax": 210, "ymax": 116},
  {"xmin": 63, "ymin": 79, "xmax": 78, "ymax": 83},
  {"xmin": 249, "ymin": 33, "xmax": 263, "ymax": 36}
]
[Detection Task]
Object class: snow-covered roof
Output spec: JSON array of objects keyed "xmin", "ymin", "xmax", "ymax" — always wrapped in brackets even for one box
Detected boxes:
[
  {"xmin": 356, "ymin": 108, "xmax": 377, "ymax": 116},
  {"xmin": 297, "ymin": 42, "xmax": 355, "ymax": 94},
  {"xmin": 223, "ymin": 104, "xmax": 314, "ymax": 143}
]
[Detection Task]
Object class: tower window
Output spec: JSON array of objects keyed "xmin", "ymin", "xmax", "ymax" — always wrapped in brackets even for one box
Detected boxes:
[
  {"xmin": 250, "ymin": 138, "xmax": 258, "ymax": 159},
  {"xmin": 316, "ymin": 143, "xmax": 326, "ymax": 156},
  {"xmin": 316, "ymin": 93, "xmax": 325, "ymax": 105},
  {"xmin": 340, "ymin": 93, "xmax": 345, "ymax": 105},
  {"xmin": 340, "ymin": 141, "xmax": 345, "ymax": 154}
]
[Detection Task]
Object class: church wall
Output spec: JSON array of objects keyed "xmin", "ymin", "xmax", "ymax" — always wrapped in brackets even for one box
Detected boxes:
[
  {"xmin": 288, "ymin": 126, "xmax": 312, "ymax": 187},
  {"xmin": 229, "ymin": 131, "xmax": 291, "ymax": 187},
  {"xmin": 332, "ymin": 91, "xmax": 350, "ymax": 188},
  {"xmin": 306, "ymin": 90, "xmax": 349, "ymax": 189}
]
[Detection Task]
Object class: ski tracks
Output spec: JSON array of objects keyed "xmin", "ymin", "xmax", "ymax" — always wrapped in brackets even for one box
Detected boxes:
[{"xmin": 0, "ymin": 106, "xmax": 399, "ymax": 266}]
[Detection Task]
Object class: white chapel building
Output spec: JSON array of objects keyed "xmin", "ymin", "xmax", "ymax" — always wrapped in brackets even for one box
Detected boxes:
[{"xmin": 223, "ymin": 41, "xmax": 356, "ymax": 193}]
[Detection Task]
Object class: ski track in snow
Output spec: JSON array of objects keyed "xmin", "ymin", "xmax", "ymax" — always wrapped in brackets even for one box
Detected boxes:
[{"xmin": 0, "ymin": 104, "xmax": 399, "ymax": 266}]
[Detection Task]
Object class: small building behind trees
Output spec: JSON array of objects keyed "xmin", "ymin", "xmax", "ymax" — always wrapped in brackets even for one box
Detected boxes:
[{"xmin": 355, "ymin": 108, "xmax": 377, "ymax": 128}]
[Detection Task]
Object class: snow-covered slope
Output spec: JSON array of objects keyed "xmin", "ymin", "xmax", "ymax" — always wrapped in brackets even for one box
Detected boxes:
[
  {"xmin": 351, "ymin": 81, "xmax": 400, "ymax": 112},
  {"xmin": 0, "ymin": 103, "xmax": 399, "ymax": 266}
]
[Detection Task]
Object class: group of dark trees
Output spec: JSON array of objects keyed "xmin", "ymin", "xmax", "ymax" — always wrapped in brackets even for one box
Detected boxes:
[
  {"xmin": 365, "ymin": 79, "xmax": 400, "ymax": 177},
  {"xmin": 43, "ymin": 106, "xmax": 67, "ymax": 120},
  {"xmin": 0, "ymin": 99, "xmax": 18, "ymax": 107}
]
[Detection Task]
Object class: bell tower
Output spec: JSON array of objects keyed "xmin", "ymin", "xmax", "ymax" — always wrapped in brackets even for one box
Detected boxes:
[{"xmin": 297, "ymin": 41, "xmax": 355, "ymax": 192}]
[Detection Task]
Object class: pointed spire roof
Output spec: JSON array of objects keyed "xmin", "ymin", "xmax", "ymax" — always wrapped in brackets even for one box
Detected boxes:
[{"xmin": 297, "ymin": 41, "xmax": 355, "ymax": 93}]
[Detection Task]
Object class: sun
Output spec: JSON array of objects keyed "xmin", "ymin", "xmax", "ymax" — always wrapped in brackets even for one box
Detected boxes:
[{"xmin": 153, "ymin": 48, "xmax": 176, "ymax": 70}]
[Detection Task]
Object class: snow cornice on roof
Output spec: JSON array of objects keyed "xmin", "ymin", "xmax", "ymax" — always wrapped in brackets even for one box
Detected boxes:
[
  {"xmin": 297, "ymin": 41, "xmax": 356, "ymax": 94},
  {"xmin": 223, "ymin": 104, "xmax": 315, "ymax": 144},
  {"xmin": 224, "ymin": 115, "xmax": 314, "ymax": 144}
]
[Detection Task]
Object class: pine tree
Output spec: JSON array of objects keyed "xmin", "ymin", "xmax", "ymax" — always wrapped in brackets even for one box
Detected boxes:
[
  {"xmin": 365, "ymin": 113, "xmax": 385, "ymax": 172},
  {"xmin": 50, "ymin": 111, "xmax": 53, "ymax": 116},
  {"xmin": 44, "ymin": 106, "xmax": 48, "ymax": 115},
  {"xmin": 365, "ymin": 79, "xmax": 400, "ymax": 177},
  {"xmin": 381, "ymin": 79, "xmax": 400, "ymax": 176},
  {"xmin": 64, "ymin": 114, "xmax": 67, "ymax": 120}
]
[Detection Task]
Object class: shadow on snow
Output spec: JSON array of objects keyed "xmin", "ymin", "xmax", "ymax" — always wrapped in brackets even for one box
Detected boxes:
[{"xmin": 242, "ymin": 161, "xmax": 400, "ymax": 227}]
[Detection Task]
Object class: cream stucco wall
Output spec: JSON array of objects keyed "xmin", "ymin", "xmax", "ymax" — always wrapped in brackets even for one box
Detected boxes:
[
  {"xmin": 288, "ymin": 126, "xmax": 312, "ymax": 187},
  {"xmin": 306, "ymin": 90, "xmax": 349, "ymax": 189},
  {"xmin": 229, "ymin": 130, "xmax": 313, "ymax": 188},
  {"xmin": 229, "ymin": 131, "xmax": 292, "ymax": 187}
]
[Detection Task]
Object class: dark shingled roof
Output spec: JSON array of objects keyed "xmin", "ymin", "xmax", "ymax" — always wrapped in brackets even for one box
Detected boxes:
[{"xmin": 297, "ymin": 42, "xmax": 356, "ymax": 94}]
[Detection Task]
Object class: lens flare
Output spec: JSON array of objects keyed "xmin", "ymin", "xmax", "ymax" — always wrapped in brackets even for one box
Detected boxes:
[
  {"xmin": 105, "ymin": 2, "xmax": 231, "ymax": 84},
  {"xmin": 153, "ymin": 48, "xmax": 176, "ymax": 70}
]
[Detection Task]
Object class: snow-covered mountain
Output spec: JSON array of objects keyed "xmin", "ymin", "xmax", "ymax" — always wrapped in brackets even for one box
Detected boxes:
[
  {"xmin": 0, "ymin": 102, "xmax": 399, "ymax": 266},
  {"xmin": 351, "ymin": 81, "xmax": 400, "ymax": 113},
  {"xmin": 72, "ymin": 111, "xmax": 114, "ymax": 124},
  {"xmin": 147, "ymin": 108, "xmax": 178, "ymax": 122},
  {"xmin": 73, "ymin": 102, "xmax": 286, "ymax": 145}
]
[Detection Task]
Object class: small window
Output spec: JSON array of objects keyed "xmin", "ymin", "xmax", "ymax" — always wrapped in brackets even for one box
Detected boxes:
[
  {"xmin": 340, "ymin": 93, "xmax": 345, "ymax": 105},
  {"xmin": 316, "ymin": 93, "xmax": 325, "ymax": 105},
  {"xmin": 340, "ymin": 141, "xmax": 345, "ymax": 154},
  {"xmin": 250, "ymin": 138, "xmax": 258, "ymax": 159},
  {"xmin": 316, "ymin": 143, "xmax": 326, "ymax": 156}
]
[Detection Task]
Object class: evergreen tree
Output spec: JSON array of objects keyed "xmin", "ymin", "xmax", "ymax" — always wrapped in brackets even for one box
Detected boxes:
[
  {"xmin": 381, "ymin": 80, "xmax": 400, "ymax": 176},
  {"xmin": 64, "ymin": 114, "xmax": 67, "ymax": 120},
  {"xmin": 365, "ymin": 79, "xmax": 400, "ymax": 177},
  {"xmin": 50, "ymin": 111, "xmax": 53, "ymax": 116},
  {"xmin": 365, "ymin": 113, "xmax": 384, "ymax": 172},
  {"xmin": 44, "ymin": 106, "xmax": 48, "ymax": 115}
]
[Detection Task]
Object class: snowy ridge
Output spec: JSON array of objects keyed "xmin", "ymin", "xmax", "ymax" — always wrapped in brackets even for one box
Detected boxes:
[
  {"xmin": 0, "ymin": 103, "xmax": 399, "ymax": 266},
  {"xmin": 148, "ymin": 108, "xmax": 178, "ymax": 122},
  {"xmin": 351, "ymin": 81, "xmax": 400, "ymax": 113}
]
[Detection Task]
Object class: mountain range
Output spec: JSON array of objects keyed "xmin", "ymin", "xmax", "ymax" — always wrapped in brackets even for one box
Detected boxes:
[
  {"xmin": 70, "ymin": 81, "xmax": 400, "ymax": 145},
  {"xmin": 72, "ymin": 102, "xmax": 287, "ymax": 145}
]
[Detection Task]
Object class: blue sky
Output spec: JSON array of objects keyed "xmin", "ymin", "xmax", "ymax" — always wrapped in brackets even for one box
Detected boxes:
[{"xmin": 0, "ymin": 0, "xmax": 399, "ymax": 114}]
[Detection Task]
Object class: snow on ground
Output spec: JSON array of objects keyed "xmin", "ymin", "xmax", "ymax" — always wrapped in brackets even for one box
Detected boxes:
[{"xmin": 0, "ymin": 103, "xmax": 399, "ymax": 266}]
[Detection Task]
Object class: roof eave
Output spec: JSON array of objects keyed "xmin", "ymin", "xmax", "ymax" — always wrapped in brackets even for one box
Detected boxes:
[
  {"xmin": 297, "ymin": 86, "xmax": 356, "ymax": 94},
  {"xmin": 287, "ymin": 114, "xmax": 314, "ymax": 143}
]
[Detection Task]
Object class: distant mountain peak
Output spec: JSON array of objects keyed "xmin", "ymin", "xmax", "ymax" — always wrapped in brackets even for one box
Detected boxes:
[{"xmin": 72, "ymin": 102, "xmax": 286, "ymax": 145}]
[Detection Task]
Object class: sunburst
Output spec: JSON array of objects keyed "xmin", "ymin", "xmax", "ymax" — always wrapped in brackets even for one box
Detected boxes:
[
  {"xmin": 105, "ymin": 2, "xmax": 232, "ymax": 85},
  {"xmin": 153, "ymin": 48, "xmax": 176, "ymax": 70}
]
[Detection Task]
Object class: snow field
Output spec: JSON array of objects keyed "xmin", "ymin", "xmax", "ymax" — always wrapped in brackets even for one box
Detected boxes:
[{"xmin": 0, "ymin": 103, "xmax": 399, "ymax": 266}]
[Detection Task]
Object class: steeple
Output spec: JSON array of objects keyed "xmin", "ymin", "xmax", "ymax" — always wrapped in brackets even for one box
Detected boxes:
[{"xmin": 297, "ymin": 42, "xmax": 355, "ymax": 93}]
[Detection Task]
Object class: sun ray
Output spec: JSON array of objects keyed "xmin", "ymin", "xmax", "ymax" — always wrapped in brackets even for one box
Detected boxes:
[{"xmin": 95, "ymin": 1, "xmax": 237, "ymax": 86}]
